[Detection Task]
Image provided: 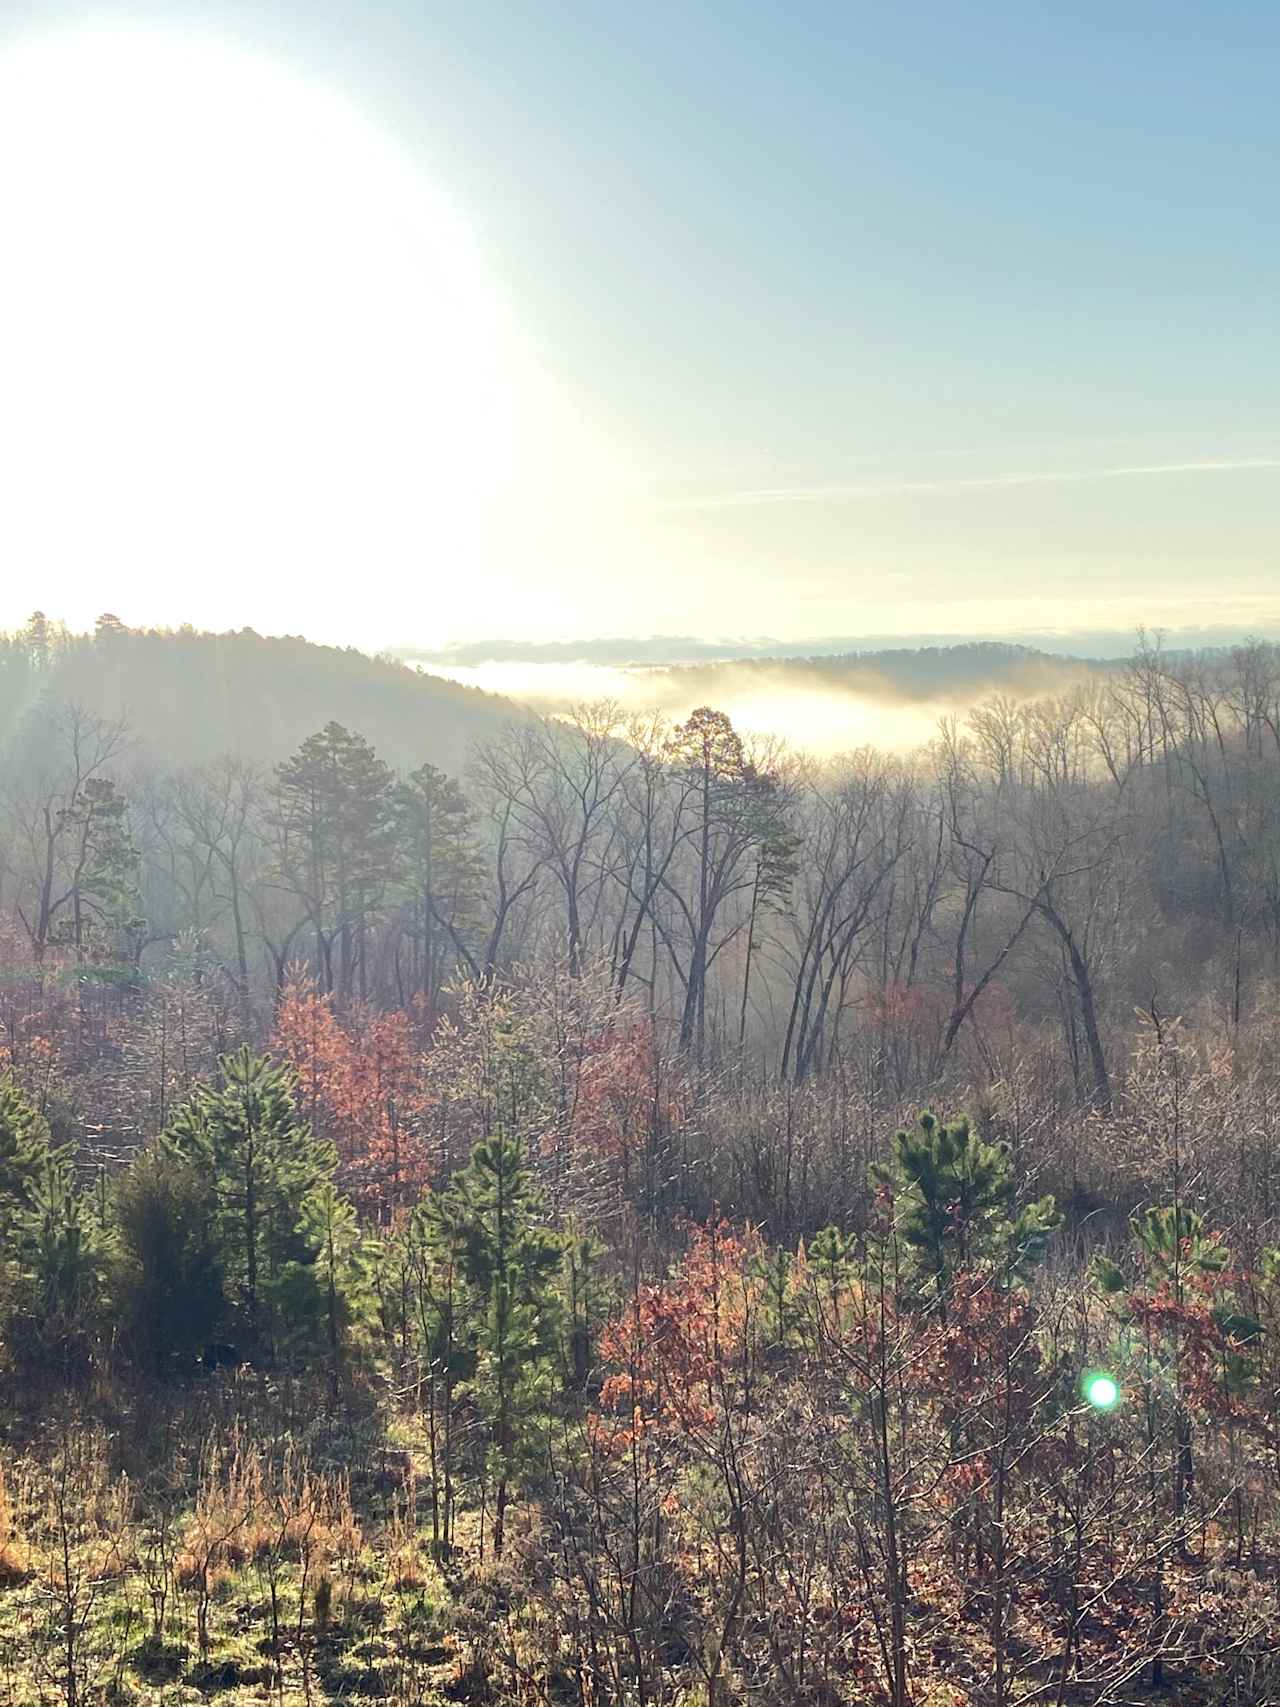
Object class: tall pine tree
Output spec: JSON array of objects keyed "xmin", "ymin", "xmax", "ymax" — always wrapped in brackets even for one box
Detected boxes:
[
  {"xmin": 428, "ymin": 1135, "xmax": 562, "ymax": 1555},
  {"xmin": 392, "ymin": 762, "xmax": 484, "ymax": 1008},
  {"xmin": 272, "ymin": 722, "xmax": 399, "ymax": 1000},
  {"xmin": 164, "ymin": 1047, "xmax": 337, "ymax": 1355}
]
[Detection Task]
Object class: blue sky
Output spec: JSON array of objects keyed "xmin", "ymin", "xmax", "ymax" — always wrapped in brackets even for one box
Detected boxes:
[
  {"xmin": 1, "ymin": 0, "xmax": 1277, "ymax": 648},
  {"xmin": 247, "ymin": 2, "xmax": 1280, "ymax": 454},
  {"xmin": 253, "ymin": 1, "xmax": 1280, "ymax": 449}
]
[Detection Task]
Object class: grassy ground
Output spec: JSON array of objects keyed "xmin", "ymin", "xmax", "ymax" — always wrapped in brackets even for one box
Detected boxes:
[
  {"xmin": 0, "ymin": 1382, "xmax": 498, "ymax": 1707},
  {"xmin": 2, "ymin": 1376, "xmax": 1278, "ymax": 1706}
]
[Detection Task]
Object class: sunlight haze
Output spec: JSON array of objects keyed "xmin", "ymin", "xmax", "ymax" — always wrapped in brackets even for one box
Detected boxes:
[{"xmin": 1, "ymin": 2, "xmax": 1277, "ymax": 652}]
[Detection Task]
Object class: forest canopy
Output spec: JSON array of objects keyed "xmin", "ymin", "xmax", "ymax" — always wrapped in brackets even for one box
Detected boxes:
[{"xmin": 1, "ymin": 614, "xmax": 1280, "ymax": 1703}]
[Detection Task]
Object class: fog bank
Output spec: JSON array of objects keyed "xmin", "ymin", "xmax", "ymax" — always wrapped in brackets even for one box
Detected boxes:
[{"xmin": 414, "ymin": 648, "xmax": 1101, "ymax": 755}]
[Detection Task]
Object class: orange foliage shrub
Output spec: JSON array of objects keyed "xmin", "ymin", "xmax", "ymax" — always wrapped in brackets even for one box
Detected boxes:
[
  {"xmin": 272, "ymin": 973, "xmax": 431, "ymax": 1211},
  {"xmin": 596, "ymin": 1219, "xmax": 761, "ymax": 1445}
]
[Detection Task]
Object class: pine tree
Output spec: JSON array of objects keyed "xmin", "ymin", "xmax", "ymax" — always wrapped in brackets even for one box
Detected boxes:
[
  {"xmin": 272, "ymin": 722, "xmax": 399, "ymax": 1000},
  {"xmin": 21, "ymin": 609, "xmax": 58, "ymax": 671},
  {"xmin": 164, "ymin": 1047, "xmax": 336, "ymax": 1355},
  {"xmin": 0, "ymin": 1076, "xmax": 98, "ymax": 1374},
  {"xmin": 665, "ymin": 707, "xmax": 780, "ymax": 1054},
  {"xmin": 293, "ymin": 1179, "xmax": 378, "ymax": 1367},
  {"xmin": 0, "ymin": 1074, "xmax": 60, "ymax": 1239},
  {"xmin": 9, "ymin": 1154, "xmax": 104, "ymax": 1375},
  {"xmin": 428, "ymin": 1135, "xmax": 563, "ymax": 1555},
  {"xmin": 874, "ymin": 1110, "xmax": 1058, "ymax": 1306},
  {"xmin": 393, "ymin": 762, "xmax": 484, "ymax": 1009},
  {"xmin": 1132, "ymin": 1206, "xmax": 1227, "ymax": 1284},
  {"xmin": 51, "ymin": 775, "xmax": 144, "ymax": 965},
  {"xmin": 801, "ymin": 1224, "xmax": 858, "ymax": 1346}
]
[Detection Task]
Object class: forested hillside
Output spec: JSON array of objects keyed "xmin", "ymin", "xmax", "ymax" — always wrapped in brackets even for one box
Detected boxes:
[
  {"xmin": 2, "ymin": 616, "xmax": 1280, "ymax": 1703},
  {"xmin": 664, "ymin": 640, "xmax": 1101, "ymax": 705},
  {"xmin": 0, "ymin": 615, "xmax": 519, "ymax": 776}
]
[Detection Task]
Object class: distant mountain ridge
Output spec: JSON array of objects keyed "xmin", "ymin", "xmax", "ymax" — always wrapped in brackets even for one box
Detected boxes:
[{"xmin": 397, "ymin": 622, "xmax": 1280, "ymax": 668}]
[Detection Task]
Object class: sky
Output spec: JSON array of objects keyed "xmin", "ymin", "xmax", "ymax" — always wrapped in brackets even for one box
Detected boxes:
[{"xmin": 1, "ymin": 0, "xmax": 1278, "ymax": 656}]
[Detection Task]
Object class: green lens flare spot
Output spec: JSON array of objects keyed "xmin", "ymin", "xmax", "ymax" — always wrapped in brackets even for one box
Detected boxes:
[{"xmin": 1083, "ymin": 1371, "xmax": 1120, "ymax": 1411}]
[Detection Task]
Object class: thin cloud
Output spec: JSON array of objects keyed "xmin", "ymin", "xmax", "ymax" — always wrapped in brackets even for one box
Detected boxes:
[{"xmin": 663, "ymin": 457, "xmax": 1280, "ymax": 511}]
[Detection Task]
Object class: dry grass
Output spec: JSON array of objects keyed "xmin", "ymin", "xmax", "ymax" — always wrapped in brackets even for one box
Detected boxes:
[
  {"xmin": 0, "ymin": 1462, "xmax": 30, "ymax": 1584},
  {"xmin": 176, "ymin": 1431, "xmax": 364, "ymax": 1589},
  {"xmin": 385, "ymin": 1462, "xmax": 428, "ymax": 1589}
]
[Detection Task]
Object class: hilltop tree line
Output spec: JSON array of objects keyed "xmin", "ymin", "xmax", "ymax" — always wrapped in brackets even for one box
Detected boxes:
[{"xmin": 5, "ymin": 617, "xmax": 1280, "ymax": 1099}]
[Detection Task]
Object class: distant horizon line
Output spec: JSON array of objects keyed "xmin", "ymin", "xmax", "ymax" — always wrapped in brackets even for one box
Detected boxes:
[
  {"xmin": 393, "ymin": 619, "xmax": 1280, "ymax": 668},
  {"xmin": 6, "ymin": 615, "xmax": 1280, "ymax": 668}
]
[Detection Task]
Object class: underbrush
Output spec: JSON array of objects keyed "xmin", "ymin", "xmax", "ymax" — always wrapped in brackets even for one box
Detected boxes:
[{"xmin": 0, "ymin": 1363, "xmax": 1277, "ymax": 1707}]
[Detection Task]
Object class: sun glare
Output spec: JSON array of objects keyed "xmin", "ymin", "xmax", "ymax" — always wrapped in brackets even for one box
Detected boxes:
[
  {"xmin": 0, "ymin": 23, "xmax": 525, "ymax": 640},
  {"xmin": 1082, "ymin": 1371, "xmax": 1121, "ymax": 1412}
]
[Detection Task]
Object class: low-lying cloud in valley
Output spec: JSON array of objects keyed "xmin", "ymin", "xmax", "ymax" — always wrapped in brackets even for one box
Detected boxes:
[{"xmin": 410, "ymin": 645, "xmax": 1105, "ymax": 756}]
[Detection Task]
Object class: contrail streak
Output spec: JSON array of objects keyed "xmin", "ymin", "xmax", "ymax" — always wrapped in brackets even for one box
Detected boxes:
[{"xmin": 662, "ymin": 457, "xmax": 1280, "ymax": 511}]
